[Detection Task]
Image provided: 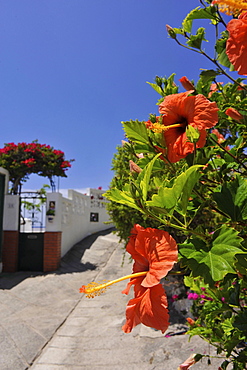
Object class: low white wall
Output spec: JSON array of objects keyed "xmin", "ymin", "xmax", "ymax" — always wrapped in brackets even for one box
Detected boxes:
[{"xmin": 46, "ymin": 189, "xmax": 112, "ymax": 257}]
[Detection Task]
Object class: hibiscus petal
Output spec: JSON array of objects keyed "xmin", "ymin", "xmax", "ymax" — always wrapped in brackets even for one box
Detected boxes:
[
  {"xmin": 227, "ymin": 16, "xmax": 247, "ymax": 75},
  {"xmin": 122, "ymin": 283, "xmax": 169, "ymax": 334},
  {"xmin": 132, "ymin": 226, "xmax": 177, "ymax": 288}
]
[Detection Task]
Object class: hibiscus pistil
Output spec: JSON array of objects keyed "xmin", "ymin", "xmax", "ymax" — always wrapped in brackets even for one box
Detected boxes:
[
  {"xmin": 147, "ymin": 121, "xmax": 185, "ymax": 133},
  {"xmin": 80, "ymin": 271, "xmax": 148, "ymax": 298}
]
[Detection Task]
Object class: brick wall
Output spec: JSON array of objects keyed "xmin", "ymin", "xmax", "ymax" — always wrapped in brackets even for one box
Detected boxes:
[
  {"xmin": 2, "ymin": 230, "xmax": 19, "ymax": 272},
  {"xmin": 43, "ymin": 232, "xmax": 62, "ymax": 272}
]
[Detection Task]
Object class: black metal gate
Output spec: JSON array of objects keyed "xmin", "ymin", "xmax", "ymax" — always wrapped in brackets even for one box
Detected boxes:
[
  {"xmin": 18, "ymin": 233, "xmax": 44, "ymax": 271},
  {"xmin": 18, "ymin": 192, "xmax": 46, "ymax": 271}
]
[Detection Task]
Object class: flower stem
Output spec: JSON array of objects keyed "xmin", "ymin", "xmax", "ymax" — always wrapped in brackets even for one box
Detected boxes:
[{"xmin": 210, "ymin": 135, "xmax": 247, "ymax": 171}]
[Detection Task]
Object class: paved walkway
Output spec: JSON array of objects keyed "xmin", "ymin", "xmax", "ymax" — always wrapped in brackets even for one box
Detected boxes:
[{"xmin": 0, "ymin": 228, "xmax": 224, "ymax": 370}]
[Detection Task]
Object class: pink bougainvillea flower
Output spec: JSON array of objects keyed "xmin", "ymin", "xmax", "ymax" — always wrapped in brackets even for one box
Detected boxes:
[
  {"xmin": 146, "ymin": 91, "xmax": 218, "ymax": 163},
  {"xmin": 226, "ymin": 11, "xmax": 247, "ymax": 75},
  {"xmin": 225, "ymin": 107, "xmax": 244, "ymax": 121},
  {"xmin": 179, "ymin": 76, "xmax": 195, "ymax": 91},
  {"xmin": 80, "ymin": 224, "xmax": 178, "ymax": 334}
]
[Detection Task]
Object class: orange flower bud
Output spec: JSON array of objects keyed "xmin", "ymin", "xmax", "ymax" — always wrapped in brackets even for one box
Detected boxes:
[
  {"xmin": 129, "ymin": 160, "xmax": 142, "ymax": 173},
  {"xmin": 225, "ymin": 107, "xmax": 244, "ymax": 121},
  {"xmin": 186, "ymin": 317, "xmax": 195, "ymax": 326},
  {"xmin": 179, "ymin": 76, "xmax": 195, "ymax": 91},
  {"xmin": 166, "ymin": 24, "xmax": 177, "ymax": 39},
  {"xmin": 178, "ymin": 354, "xmax": 197, "ymax": 370}
]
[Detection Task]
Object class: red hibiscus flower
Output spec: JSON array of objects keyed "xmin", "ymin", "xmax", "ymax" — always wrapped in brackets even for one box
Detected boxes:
[
  {"xmin": 226, "ymin": 12, "xmax": 247, "ymax": 75},
  {"xmin": 80, "ymin": 224, "xmax": 177, "ymax": 334},
  {"xmin": 147, "ymin": 91, "xmax": 218, "ymax": 163},
  {"xmin": 121, "ymin": 224, "xmax": 177, "ymax": 333}
]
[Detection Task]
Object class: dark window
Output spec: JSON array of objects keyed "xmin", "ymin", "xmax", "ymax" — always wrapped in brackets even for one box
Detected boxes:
[{"xmin": 90, "ymin": 212, "xmax": 99, "ymax": 222}]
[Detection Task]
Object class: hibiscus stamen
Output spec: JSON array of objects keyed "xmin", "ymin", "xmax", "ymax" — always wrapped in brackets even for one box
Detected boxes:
[
  {"xmin": 80, "ymin": 271, "xmax": 148, "ymax": 298},
  {"xmin": 212, "ymin": 0, "xmax": 247, "ymax": 15},
  {"xmin": 148, "ymin": 122, "xmax": 185, "ymax": 133}
]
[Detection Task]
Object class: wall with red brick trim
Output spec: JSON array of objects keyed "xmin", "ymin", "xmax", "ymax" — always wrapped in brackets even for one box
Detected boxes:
[
  {"xmin": 2, "ymin": 230, "xmax": 19, "ymax": 272},
  {"xmin": 43, "ymin": 231, "xmax": 62, "ymax": 272}
]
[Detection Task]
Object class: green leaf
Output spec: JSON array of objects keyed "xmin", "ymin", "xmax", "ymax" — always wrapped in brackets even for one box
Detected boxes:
[
  {"xmin": 235, "ymin": 253, "xmax": 247, "ymax": 276},
  {"xmin": 233, "ymin": 310, "xmax": 247, "ymax": 332},
  {"xmin": 179, "ymin": 166, "xmax": 203, "ymax": 215},
  {"xmin": 221, "ymin": 318, "xmax": 235, "ymax": 336},
  {"xmin": 199, "ymin": 69, "xmax": 220, "ymax": 84},
  {"xmin": 215, "ymin": 31, "xmax": 235, "ymax": 70},
  {"xmin": 213, "ymin": 176, "xmax": 247, "ymax": 221},
  {"xmin": 218, "ymin": 49, "xmax": 234, "ymax": 70},
  {"xmin": 180, "ymin": 225, "xmax": 244, "ymax": 284},
  {"xmin": 147, "ymin": 165, "xmax": 202, "ymax": 215},
  {"xmin": 104, "ymin": 188, "xmax": 142, "ymax": 211},
  {"xmin": 182, "ymin": 6, "xmax": 218, "ymax": 33},
  {"xmin": 123, "ymin": 120, "xmax": 150, "ymax": 145},
  {"xmin": 146, "ymin": 82, "xmax": 164, "ymax": 96},
  {"xmin": 138, "ymin": 154, "xmax": 161, "ymax": 201},
  {"xmin": 187, "ymin": 27, "xmax": 207, "ymax": 50}
]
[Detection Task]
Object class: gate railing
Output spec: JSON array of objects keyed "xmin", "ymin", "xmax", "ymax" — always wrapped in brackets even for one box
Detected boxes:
[{"xmin": 20, "ymin": 192, "xmax": 46, "ymax": 233}]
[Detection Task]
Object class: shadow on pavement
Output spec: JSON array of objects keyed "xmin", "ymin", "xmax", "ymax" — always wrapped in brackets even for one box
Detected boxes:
[{"xmin": 0, "ymin": 227, "xmax": 115, "ymax": 290}]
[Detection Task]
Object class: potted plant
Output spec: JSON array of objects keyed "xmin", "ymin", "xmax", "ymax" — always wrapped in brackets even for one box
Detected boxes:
[{"xmin": 46, "ymin": 208, "xmax": 55, "ymax": 222}]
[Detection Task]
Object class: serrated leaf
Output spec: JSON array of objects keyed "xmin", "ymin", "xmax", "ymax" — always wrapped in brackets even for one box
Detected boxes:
[
  {"xmin": 104, "ymin": 188, "xmax": 142, "ymax": 211},
  {"xmin": 213, "ymin": 176, "xmax": 247, "ymax": 221},
  {"xmin": 138, "ymin": 154, "xmax": 161, "ymax": 201},
  {"xmin": 199, "ymin": 69, "xmax": 220, "ymax": 84},
  {"xmin": 182, "ymin": 6, "xmax": 218, "ymax": 33},
  {"xmin": 123, "ymin": 120, "xmax": 150, "ymax": 145},
  {"xmin": 235, "ymin": 253, "xmax": 247, "ymax": 276},
  {"xmin": 218, "ymin": 48, "xmax": 234, "ymax": 70},
  {"xmin": 179, "ymin": 166, "xmax": 202, "ymax": 215},
  {"xmin": 233, "ymin": 310, "xmax": 247, "ymax": 332},
  {"xmin": 147, "ymin": 165, "xmax": 202, "ymax": 215},
  {"xmin": 187, "ymin": 27, "xmax": 207, "ymax": 50},
  {"xmin": 146, "ymin": 82, "xmax": 164, "ymax": 96},
  {"xmin": 179, "ymin": 226, "xmax": 244, "ymax": 285}
]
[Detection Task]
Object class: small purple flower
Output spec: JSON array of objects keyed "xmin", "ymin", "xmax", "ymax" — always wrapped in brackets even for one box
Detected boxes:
[
  {"xmin": 171, "ymin": 294, "xmax": 179, "ymax": 302},
  {"xmin": 187, "ymin": 292, "xmax": 199, "ymax": 300},
  {"xmin": 201, "ymin": 287, "xmax": 206, "ymax": 291},
  {"xmin": 221, "ymin": 297, "xmax": 226, "ymax": 303}
]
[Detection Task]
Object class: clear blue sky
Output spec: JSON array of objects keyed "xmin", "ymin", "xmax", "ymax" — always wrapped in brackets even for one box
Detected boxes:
[{"xmin": 0, "ymin": 0, "xmax": 218, "ymax": 191}]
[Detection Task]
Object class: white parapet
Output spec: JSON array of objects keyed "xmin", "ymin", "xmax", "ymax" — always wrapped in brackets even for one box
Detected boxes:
[{"xmin": 45, "ymin": 189, "xmax": 112, "ymax": 257}]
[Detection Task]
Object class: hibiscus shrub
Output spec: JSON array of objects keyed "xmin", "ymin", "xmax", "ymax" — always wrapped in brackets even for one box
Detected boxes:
[
  {"xmin": 82, "ymin": 1, "xmax": 247, "ymax": 369},
  {"xmin": 0, "ymin": 140, "xmax": 73, "ymax": 194}
]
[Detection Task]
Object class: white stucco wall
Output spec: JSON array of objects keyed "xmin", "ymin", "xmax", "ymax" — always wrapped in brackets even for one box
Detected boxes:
[{"xmin": 46, "ymin": 189, "xmax": 112, "ymax": 257}]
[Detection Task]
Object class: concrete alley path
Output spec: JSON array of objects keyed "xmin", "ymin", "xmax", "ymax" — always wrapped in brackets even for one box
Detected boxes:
[{"xmin": 0, "ymin": 228, "xmax": 223, "ymax": 370}]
